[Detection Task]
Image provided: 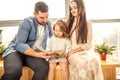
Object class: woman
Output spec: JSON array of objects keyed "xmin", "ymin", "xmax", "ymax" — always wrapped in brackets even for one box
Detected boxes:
[{"xmin": 66, "ymin": 0, "xmax": 104, "ymax": 80}]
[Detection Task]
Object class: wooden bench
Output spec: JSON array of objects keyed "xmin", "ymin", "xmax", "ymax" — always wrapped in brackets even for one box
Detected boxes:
[
  {"xmin": 0, "ymin": 61, "xmax": 63, "ymax": 80},
  {"xmin": 0, "ymin": 61, "xmax": 34, "ymax": 80},
  {"xmin": 1, "ymin": 60, "xmax": 120, "ymax": 80}
]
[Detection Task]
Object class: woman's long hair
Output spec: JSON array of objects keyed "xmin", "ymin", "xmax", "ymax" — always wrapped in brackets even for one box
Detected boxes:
[{"xmin": 67, "ymin": 0, "xmax": 88, "ymax": 44}]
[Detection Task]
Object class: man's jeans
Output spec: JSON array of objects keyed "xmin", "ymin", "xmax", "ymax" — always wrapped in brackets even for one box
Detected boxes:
[{"xmin": 1, "ymin": 52, "xmax": 49, "ymax": 80}]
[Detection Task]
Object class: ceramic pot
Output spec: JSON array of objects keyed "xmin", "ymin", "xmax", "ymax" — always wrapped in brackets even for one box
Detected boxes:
[
  {"xmin": 0, "ymin": 55, "xmax": 3, "ymax": 60},
  {"xmin": 100, "ymin": 53, "xmax": 107, "ymax": 60}
]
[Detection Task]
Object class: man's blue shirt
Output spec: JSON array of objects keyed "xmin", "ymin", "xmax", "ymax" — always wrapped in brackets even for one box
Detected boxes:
[{"xmin": 3, "ymin": 17, "xmax": 53, "ymax": 57}]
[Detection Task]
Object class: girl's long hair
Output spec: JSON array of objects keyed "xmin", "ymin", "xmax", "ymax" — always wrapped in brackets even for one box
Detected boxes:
[{"xmin": 53, "ymin": 19, "xmax": 70, "ymax": 39}]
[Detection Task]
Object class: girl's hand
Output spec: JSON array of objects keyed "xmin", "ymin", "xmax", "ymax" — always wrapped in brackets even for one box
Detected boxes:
[
  {"xmin": 46, "ymin": 51, "xmax": 56, "ymax": 58},
  {"xmin": 61, "ymin": 53, "xmax": 66, "ymax": 57}
]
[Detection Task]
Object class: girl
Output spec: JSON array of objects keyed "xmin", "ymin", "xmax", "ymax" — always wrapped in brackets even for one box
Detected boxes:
[{"xmin": 46, "ymin": 19, "xmax": 71, "ymax": 80}]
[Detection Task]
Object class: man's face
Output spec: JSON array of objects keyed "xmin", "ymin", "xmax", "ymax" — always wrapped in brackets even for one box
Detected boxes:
[{"xmin": 34, "ymin": 11, "xmax": 49, "ymax": 26}]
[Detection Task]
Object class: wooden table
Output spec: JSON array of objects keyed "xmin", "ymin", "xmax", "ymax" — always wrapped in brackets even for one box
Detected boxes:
[
  {"xmin": 0, "ymin": 61, "xmax": 4, "ymax": 79},
  {"xmin": 101, "ymin": 60, "xmax": 120, "ymax": 80}
]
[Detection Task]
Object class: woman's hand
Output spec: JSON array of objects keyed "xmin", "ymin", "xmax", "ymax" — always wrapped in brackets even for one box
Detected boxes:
[
  {"xmin": 67, "ymin": 50, "xmax": 74, "ymax": 58},
  {"xmin": 67, "ymin": 47, "xmax": 84, "ymax": 58}
]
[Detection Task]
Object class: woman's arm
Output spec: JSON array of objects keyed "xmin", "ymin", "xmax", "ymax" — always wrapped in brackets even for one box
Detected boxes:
[
  {"xmin": 67, "ymin": 47, "xmax": 83, "ymax": 58},
  {"xmin": 67, "ymin": 21, "xmax": 93, "ymax": 58}
]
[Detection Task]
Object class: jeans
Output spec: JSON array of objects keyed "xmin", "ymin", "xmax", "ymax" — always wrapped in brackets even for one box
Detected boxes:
[{"xmin": 1, "ymin": 52, "xmax": 49, "ymax": 80}]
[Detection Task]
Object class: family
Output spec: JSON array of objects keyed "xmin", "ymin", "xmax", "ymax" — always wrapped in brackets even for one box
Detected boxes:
[{"xmin": 1, "ymin": 0, "xmax": 104, "ymax": 80}]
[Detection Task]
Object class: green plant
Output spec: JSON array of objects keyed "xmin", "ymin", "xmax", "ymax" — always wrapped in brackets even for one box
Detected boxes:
[
  {"xmin": 0, "ymin": 42, "xmax": 5, "ymax": 55},
  {"xmin": 94, "ymin": 43, "xmax": 116, "ymax": 55},
  {"xmin": 0, "ymin": 30, "xmax": 5, "ymax": 55}
]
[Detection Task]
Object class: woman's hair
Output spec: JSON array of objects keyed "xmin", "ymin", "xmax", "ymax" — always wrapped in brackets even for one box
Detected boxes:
[
  {"xmin": 53, "ymin": 19, "xmax": 70, "ymax": 39},
  {"xmin": 34, "ymin": 1, "xmax": 48, "ymax": 13},
  {"xmin": 67, "ymin": 0, "xmax": 88, "ymax": 44}
]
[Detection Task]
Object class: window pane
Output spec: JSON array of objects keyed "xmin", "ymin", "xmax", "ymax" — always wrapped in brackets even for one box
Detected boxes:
[
  {"xmin": 92, "ymin": 22, "xmax": 120, "ymax": 62},
  {"xmin": 0, "ymin": 0, "xmax": 65, "ymax": 20},
  {"xmin": 85, "ymin": 0, "xmax": 120, "ymax": 19}
]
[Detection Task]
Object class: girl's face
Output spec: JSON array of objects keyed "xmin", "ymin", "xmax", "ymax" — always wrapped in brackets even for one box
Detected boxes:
[
  {"xmin": 70, "ymin": 2, "xmax": 78, "ymax": 17},
  {"xmin": 54, "ymin": 25, "xmax": 63, "ymax": 38}
]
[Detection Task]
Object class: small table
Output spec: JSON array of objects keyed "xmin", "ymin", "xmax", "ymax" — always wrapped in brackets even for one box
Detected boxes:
[
  {"xmin": 0, "ymin": 61, "xmax": 4, "ymax": 79},
  {"xmin": 101, "ymin": 60, "xmax": 120, "ymax": 80}
]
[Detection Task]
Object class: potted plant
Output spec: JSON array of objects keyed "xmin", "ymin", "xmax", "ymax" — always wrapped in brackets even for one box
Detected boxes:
[
  {"xmin": 0, "ymin": 30, "xmax": 5, "ymax": 60},
  {"xmin": 0, "ymin": 42, "xmax": 5, "ymax": 60},
  {"xmin": 94, "ymin": 43, "xmax": 116, "ymax": 60}
]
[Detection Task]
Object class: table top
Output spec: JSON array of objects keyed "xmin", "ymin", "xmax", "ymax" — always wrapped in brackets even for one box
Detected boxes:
[{"xmin": 101, "ymin": 60, "xmax": 120, "ymax": 67}]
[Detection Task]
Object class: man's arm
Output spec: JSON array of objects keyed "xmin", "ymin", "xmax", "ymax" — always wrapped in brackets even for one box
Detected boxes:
[{"xmin": 24, "ymin": 48, "xmax": 52, "ymax": 59}]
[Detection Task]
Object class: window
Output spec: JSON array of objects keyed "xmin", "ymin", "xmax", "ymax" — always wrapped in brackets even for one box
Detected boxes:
[
  {"xmin": 0, "ymin": 0, "xmax": 65, "ymax": 21},
  {"xmin": 0, "ymin": 0, "xmax": 67, "ymax": 46},
  {"xmin": 85, "ymin": 0, "xmax": 120, "ymax": 19}
]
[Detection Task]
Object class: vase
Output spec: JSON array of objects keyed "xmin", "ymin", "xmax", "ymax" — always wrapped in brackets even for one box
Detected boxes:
[
  {"xmin": 100, "ymin": 53, "xmax": 107, "ymax": 60},
  {"xmin": 0, "ymin": 55, "xmax": 3, "ymax": 61}
]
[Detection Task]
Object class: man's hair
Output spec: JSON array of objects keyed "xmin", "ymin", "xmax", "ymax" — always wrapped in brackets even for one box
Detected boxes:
[{"xmin": 34, "ymin": 1, "xmax": 48, "ymax": 13}]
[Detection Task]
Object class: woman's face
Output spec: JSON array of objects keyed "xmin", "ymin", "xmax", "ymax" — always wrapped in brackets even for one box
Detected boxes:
[
  {"xmin": 54, "ymin": 25, "xmax": 63, "ymax": 38},
  {"xmin": 70, "ymin": 2, "xmax": 78, "ymax": 17}
]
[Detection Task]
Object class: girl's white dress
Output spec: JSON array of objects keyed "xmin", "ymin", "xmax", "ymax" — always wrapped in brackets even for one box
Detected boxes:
[
  {"xmin": 68, "ymin": 30, "xmax": 104, "ymax": 80},
  {"xmin": 46, "ymin": 36, "xmax": 71, "ymax": 62}
]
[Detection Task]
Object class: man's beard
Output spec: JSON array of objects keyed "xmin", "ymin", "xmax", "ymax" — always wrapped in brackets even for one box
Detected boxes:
[{"xmin": 39, "ymin": 21, "xmax": 47, "ymax": 26}]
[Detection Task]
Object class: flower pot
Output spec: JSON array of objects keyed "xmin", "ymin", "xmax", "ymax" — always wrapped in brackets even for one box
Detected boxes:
[
  {"xmin": 100, "ymin": 53, "xmax": 107, "ymax": 60},
  {"xmin": 0, "ymin": 55, "xmax": 3, "ymax": 60}
]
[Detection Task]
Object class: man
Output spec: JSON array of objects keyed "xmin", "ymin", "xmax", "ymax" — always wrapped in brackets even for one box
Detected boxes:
[{"xmin": 1, "ymin": 1, "xmax": 53, "ymax": 80}]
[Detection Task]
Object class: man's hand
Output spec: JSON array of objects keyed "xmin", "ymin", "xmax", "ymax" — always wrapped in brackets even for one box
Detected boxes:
[
  {"xmin": 46, "ymin": 51, "xmax": 56, "ymax": 58},
  {"xmin": 36, "ymin": 52, "xmax": 52, "ymax": 59}
]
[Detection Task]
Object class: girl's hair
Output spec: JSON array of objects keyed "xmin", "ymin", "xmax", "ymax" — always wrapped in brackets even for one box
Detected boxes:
[
  {"xmin": 67, "ymin": 0, "xmax": 88, "ymax": 44},
  {"xmin": 53, "ymin": 19, "xmax": 70, "ymax": 39}
]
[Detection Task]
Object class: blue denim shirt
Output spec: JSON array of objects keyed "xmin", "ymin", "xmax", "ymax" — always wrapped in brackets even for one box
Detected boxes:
[{"xmin": 3, "ymin": 17, "xmax": 53, "ymax": 57}]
